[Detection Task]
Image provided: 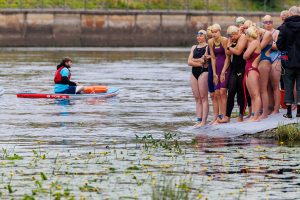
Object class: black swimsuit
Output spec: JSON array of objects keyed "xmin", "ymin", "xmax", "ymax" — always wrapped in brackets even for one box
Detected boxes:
[
  {"xmin": 192, "ymin": 45, "xmax": 208, "ymax": 80},
  {"xmin": 226, "ymin": 43, "xmax": 247, "ymax": 117}
]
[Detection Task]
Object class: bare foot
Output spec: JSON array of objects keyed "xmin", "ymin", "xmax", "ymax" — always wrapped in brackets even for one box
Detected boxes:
[
  {"xmin": 249, "ymin": 116, "xmax": 260, "ymax": 122},
  {"xmin": 218, "ymin": 116, "xmax": 230, "ymax": 123},
  {"xmin": 245, "ymin": 114, "xmax": 251, "ymax": 119},
  {"xmin": 259, "ymin": 115, "xmax": 268, "ymax": 120},
  {"xmin": 271, "ymin": 110, "xmax": 279, "ymax": 115},
  {"xmin": 236, "ymin": 116, "xmax": 243, "ymax": 122},
  {"xmin": 193, "ymin": 122, "xmax": 201, "ymax": 127},
  {"xmin": 209, "ymin": 118, "xmax": 217, "ymax": 125},
  {"xmin": 196, "ymin": 121, "xmax": 206, "ymax": 128},
  {"xmin": 212, "ymin": 118, "xmax": 221, "ymax": 125}
]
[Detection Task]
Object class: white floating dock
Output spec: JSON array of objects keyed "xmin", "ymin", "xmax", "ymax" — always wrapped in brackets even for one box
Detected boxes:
[{"xmin": 184, "ymin": 110, "xmax": 299, "ymax": 137}]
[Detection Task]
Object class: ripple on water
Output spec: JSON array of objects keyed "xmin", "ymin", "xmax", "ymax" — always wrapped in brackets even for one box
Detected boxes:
[{"xmin": 0, "ymin": 49, "xmax": 299, "ymax": 199}]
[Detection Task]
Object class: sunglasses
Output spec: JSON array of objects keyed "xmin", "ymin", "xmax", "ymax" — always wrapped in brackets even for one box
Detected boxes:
[
  {"xmin": 263, "ymin": 21, "xmax": 273, "ymax": 25},
  {"xmin": 227, "ymin": 32, "xmax": 238, "ymax": 37}
]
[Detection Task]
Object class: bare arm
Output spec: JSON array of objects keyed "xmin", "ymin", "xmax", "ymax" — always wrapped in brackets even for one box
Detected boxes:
[
  {"xmin": 222, "ymin": 38, "xmax": 230, "ymax": 73},
  {"xmin": 271, "ymin": 30, "xmax": 279, "ymax": 50},
  {"xmin": 260, "ymin": 31, "xmax": 272, "ymax": 49},
  {"xmin": 222, "ymin": 54, "xmax": 230, "ymax": 73},
  {"xmin": 228, "ymin": 34, "xmax": 247, "ymax": 55},
  {"xmin": 208, "ymin": 39, "xmax": 216, "ymax": 75},
  {"xmin": 226, "ymin": 37, "xmax": 233, "ymax": 55},
  {"xmin": 187, "ymin": 45, "xmax": 203, "ymax": 67},
  {"xmin": 192, "ymin": 58, "xmax": 204, "ymax": 62},
  {"xmin": 243, "ymin": 40, "xmax": 258, "ymax": 60},
  {"xmin": 208, "ymin": 39, "xmax": 218, "ymax": 85}
]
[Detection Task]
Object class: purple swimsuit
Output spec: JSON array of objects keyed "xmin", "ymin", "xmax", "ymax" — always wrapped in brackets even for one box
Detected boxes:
[{"xmin": 213, "ymin": 42, "xmax": 230, "ymax": 89}]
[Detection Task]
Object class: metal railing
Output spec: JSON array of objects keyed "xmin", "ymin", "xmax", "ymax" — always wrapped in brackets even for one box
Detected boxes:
[{"xmin": 0, "ymin": 0, "xmax": 299, "ymax": 12}]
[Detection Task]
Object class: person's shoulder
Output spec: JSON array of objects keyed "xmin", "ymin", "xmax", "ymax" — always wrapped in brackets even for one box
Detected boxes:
[
  {"xmin": 208, "ymin": 38, "xmax": 214, "ymax": 45},
  {"xmin": 61, "ymin": 67, "xmax": 68, "ymax": 72},
  {"xmin": 221, "ymin": 36, "xmax": 228, "ymax": 42},
  {"xmin": 218, "ymin": 37, "xmax": 227, "ymax": 46},
  {"xmin": 190, "ymin": 45, "xmax": 197, "ymax": 52},
  {"xmin": 60, "ymin": 67, "xmax": 69, "ymax": 75}
]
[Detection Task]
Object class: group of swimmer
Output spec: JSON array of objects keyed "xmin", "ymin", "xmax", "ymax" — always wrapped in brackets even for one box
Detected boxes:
[{"xmin": 188, "ymin": 6, "xmax": 300, "ymax": 127}]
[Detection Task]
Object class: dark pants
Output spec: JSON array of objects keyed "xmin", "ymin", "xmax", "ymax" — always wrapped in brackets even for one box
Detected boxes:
[
  {"xmin": 284, "ymin": 68, "xmax": 300, "ymax": 104},
  {"xmin": 280, "ymin": 59, "xmax": 286, "ymax": 90},
  {"xmin": 226, "ymin": 71, "xmax": 245, "ymax": 117}
]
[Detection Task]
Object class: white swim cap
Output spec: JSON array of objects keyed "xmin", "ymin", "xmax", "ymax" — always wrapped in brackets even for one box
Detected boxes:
[{"xmin": 236, "ymin": 17, "xmax": 246, "ymax": 25}]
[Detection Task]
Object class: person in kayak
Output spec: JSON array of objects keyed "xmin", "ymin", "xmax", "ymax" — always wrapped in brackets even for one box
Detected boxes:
[{"xmin": 54, "ymin": 57, "xmax": 85, "ymax": 94}]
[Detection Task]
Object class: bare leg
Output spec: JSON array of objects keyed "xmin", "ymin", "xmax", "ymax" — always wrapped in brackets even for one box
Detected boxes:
[
  {"xmin": 220, "ymin": 88, "xmax": 228, "ymax": 117},
  {"xmin": 190, "ymin": 75, "xmax": 202, "ymax": 124},
  {"xmin": 246, "ymin": 71, "xmax": 261, "ymax": 122},
  {"xmin": 267, "ymin": 82, "xmax": 274, "ymax": 114},
  {"xmin": 212, "ymin": 89, "xmax": 221, "ymax": 125},
  {"xmin": 196, "ymin": 72, "xmax": 209, "ymax": 127},
  {"xmin": 218, "ymin": 87, "xmax": 230, "ymax": 123},
  {"xmin": 209, "ymin": 92, "xmax": 219, "ymax": 125},
  {"xmin": 258, "ymin": 60, "xmax": 272, "ymax": 119},
  {"xmin": 246, "ymin": 107, "xmax": 252, "ymax": 118},
  {"xmin": 270, "ymin": 60, "xmax": 281, "ymax": 114}
]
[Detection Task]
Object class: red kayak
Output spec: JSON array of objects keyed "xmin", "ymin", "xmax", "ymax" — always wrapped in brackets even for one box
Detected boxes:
[{"xmin": 17, "ymin": 87, "xmax": 119, "ymax": 99}]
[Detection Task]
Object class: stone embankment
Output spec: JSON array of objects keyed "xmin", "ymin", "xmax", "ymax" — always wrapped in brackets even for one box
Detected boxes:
[{"xmin": 0, "ymin": 9, "xmax": 281, "ymax": 46}]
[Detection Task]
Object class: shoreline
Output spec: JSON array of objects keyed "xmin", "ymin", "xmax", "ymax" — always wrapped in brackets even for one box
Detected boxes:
[{"xmin": 239, "ymin": 128, "xmax": 277, "ymax": 139}]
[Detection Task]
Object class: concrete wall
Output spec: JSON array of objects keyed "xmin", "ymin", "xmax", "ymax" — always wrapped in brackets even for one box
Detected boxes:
[{"xmin": 0, "ymin": 9, "xmax": 282, "ymax": 47}]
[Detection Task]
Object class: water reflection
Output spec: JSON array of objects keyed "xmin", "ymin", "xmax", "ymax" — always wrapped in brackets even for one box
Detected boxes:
[
  {"xmin": 56, "ymin": 99, "xmax": 71, "ymax": 128},
  {"xmin": 195, "ymin": 135, "xmax": 277, "ymax": 150}
]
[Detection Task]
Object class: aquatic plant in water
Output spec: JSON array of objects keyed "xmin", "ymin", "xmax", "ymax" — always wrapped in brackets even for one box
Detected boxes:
[
  {"xmin": 1, "ymin": 147, "xmax": 23, "ymax": 160},
  {"xmin": 152, "ymin": 178, "xmax": 191, "ymax": 200},
  {"xmin": 134, "ymin": 132, "xmax": 185, "ymax": 153}
]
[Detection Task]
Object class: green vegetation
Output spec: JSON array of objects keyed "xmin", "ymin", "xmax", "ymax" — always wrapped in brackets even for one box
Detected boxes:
[
  {"xmin": 134, "ymin": 132, "xmax": 185, "ymax": 153},
  {"xmin": 0, "ymin": 0, "xmax": 297, "ymax": 11},
  {"xmin": 276, "ymin": 122, "xmax": 300, "ymax": 145},
  {"xmin": 0, "ymin": 135, "xmax": 300, "ymax": 199},
  {"xmin": 1, "ymin": 148, "xmax": 23, "ymax": 160},
  {"xmin": 152, "ymin": 178, "xmax": 191, "ymax": 200}
]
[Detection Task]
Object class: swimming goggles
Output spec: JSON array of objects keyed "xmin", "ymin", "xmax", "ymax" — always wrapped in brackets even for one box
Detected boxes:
[{"xmin": 197, "ymin": 32, "xmax": 205, "ymax": 36}]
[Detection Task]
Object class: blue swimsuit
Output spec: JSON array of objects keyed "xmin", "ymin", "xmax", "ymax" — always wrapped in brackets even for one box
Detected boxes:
[
  {"xmin": 260, "ymin": 31, "xmax": 273, "ymax": 63},
  {"xmin": 260, "ymin": 30, "xmax": 279, "ymax": 63}
]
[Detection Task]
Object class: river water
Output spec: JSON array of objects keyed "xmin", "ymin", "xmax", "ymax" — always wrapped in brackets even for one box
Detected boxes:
[{"xmin": 0, "ymin": 48, "xmax": 299, "ymax": 199}]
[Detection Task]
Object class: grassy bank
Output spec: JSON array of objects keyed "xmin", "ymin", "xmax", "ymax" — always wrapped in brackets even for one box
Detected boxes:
[
  {"xmin": 0, "ymin": 0, "xmax": 297, "ymax": 11},
  {"xmin": 241, "ymin": 122, "xmax": 300, "ymax": 146},
  {"xmin": 277, "ymin": 122, "xmax": 300, "ymax": 144}
]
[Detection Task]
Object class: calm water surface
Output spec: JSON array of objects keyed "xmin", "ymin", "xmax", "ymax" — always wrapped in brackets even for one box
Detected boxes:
[{"xmin": 0, "ymin": 48, "xmax": 299, "ymax": 199}]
